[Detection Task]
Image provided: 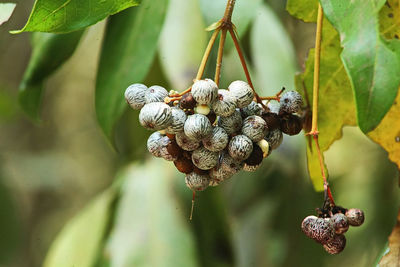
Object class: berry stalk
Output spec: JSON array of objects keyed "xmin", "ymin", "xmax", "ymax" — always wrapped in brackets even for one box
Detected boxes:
[
  {"xmin": 215, "ymin": 29, "xmax": 227, "ymax": 86},
  {"xmin": 308, "ymin": 4, "xmax": 335, "ymax": 205}
]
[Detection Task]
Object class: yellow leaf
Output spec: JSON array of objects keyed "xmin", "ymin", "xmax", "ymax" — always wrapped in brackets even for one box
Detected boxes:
[{"xmin": 368, "ymin": 89, "xmax": 400, "ymax": 171}]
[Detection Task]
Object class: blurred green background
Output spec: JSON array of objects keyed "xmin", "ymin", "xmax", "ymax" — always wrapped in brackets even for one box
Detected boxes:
[{"xmin": 0, "ymin": 0, "xmax": 399, "ymax": 266}]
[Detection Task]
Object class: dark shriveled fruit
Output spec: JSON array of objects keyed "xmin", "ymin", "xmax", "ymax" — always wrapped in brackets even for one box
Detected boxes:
[
  {"xmin": 280, "ymin": 114, "xmax": 302, "ymax": 135},
  {"xmin": 179, "ymin": 92, "xmax": 197, "ymax": 109},
  {"xmin": 174, "ymin": 157, "xmax": 194, "ymax": 174}
]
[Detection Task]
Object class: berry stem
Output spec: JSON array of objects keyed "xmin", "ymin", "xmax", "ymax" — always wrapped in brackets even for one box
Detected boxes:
[
  {"xmin": 195, "ymin": 29, "xmax": 221, "ymax": 81},
  {"xmin": 223, "ymin": 0, "xmax": 236, "ymax": 23},
  {"xmin": 307, "ymin": 4, "xmax": 335, "ymax": 205},
  {"xmin": 190, "ymin": 191, "xmax": 196, "ymax": 221},
  {"xmin": 215, "ymin": 29, "xmax": 227, "ymax": 86}
]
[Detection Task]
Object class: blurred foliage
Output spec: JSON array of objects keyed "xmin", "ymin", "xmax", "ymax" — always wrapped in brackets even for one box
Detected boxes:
[{"xmin": 0, "ymin": 1, "xmax": 399, "ymax": 267}]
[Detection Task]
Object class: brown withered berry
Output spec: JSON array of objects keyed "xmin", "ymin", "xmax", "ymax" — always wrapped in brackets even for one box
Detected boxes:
[
  {"xmin": 179, "ymin": 92, "xmax": 197, "ymax": 109},
  {"xmin": 244, "ymin": 144, "xmax": 263, "ymax": 166},
  {"xmin": 323, "ymin": 234, "xmax": 346, "ymax": 255},
  {"xmin": 174, "ymin": 157, "xmax": 194, "ymax": 174},
  {"xmin": 280, "ymin": 114, "xmax": 302, "ymax": 135},
  {"xmin": 262, "ymin": 112, "xmax": 280, "ymax": 131}
]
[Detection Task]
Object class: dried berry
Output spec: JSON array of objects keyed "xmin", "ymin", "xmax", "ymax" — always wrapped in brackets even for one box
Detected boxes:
[
  {"xmin": 202, "ymin": 126, "xmax": 229, "ymax": 152},
  {"xmin": 244, "ymin": 144, "xmax": 263, "ymax": 166},
  {"xmin": 145, "ymin": 85, "xmax": 169, "ymax": 103},
  {"xmin": 191, "ymin": 79, "xmax": 218, "ymax": 104},
  {"xmin": 212, "ymin": 89, "xmax": 237, "ymax": 117},
  {"xmin": 331, "ymin": 213, "xmax": 349, "ymax": 234},
  {"xmin": 160, "ymin": 136, "xmax": 182, "ymax": 161},
  {"xmin": 207, "ymin": 111, "xmax": 217, "ymax": 124},
  {"xmin": 242, "ymin": 115, "xmax": 268, "ymax": 142},
  {"xmin": 345, "ymin": 208, "xmax": 365, "ymax": 226},
  {"xmin": 125, "ymin": 83, "xmax": 147, "ymax": 110},
  {"xmin": 228, "ymin": 135, "xmax": 253, "ymax": 161},
  {"xmin": 209, "ymin": 153, "xmax": 243, "ymax": 184},
  {"xmin": 302, "ymin": 216, "xmax": 335, "ymax": 244},
  {"xmin": 228, "ymin": 80, "xmax": 254, "ymax": 108},
  {"xmin": 280, "ymin": 114, "xmax": 302, "ymax": 136},
  {"xmin": 262, "ymin": 112, "xmax": 280, "ymax": 131},
  {"xmin": 185, "ymin": 172, "xmax": 210, "ymax": 191},
  {"xmin": 139, "ymin": 102, "xmax": 172, "ymax": 130},
  {"xmin": 184, "ymin": 114, "xmax": 213, "ymax": 140},
  {"xmin": 323, "ymin": 234, "xmax": 346, "ymax": 255},
  {"xmin": 179, "ymin": 92, "xmax": 197, "ymax": 109},
  {"xmin": 174, "ymin": 157, "xmax": 194, "ymax": 174}
]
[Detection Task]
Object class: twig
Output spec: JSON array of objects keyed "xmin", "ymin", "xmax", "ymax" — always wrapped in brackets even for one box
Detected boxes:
[{"xmin": 215, "ymin": 29, "xmax": 227, "ymax": 86}]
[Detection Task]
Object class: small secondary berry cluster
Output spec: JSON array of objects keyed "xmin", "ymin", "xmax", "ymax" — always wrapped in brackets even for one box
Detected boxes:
[
  {"xmin": 125, "ymin": 79, "xmax": 303, "ymax": 191},
  {"xmin": 301, "ymin": 205, "xmax": 365, "ymax": 254}
]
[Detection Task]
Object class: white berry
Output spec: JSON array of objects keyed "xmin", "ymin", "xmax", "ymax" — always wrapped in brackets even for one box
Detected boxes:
[
  {"xmin": 212, "ymin": 89, "xmax": 237, "ymax": 117},
  {"xmin": 145, "ymin": 85, "xmax": 169, "ymax": 103},
  {"xmin": 184, "ymin": 114, "xmax": 212, "ymax": 140},
  {"xmin": 139, "ymin": 102, "xmax": 172, "ymax": 130},
  {"xmin": 175, "ymin": 132, "xmax": 200, "ymax": 151},
  {"xmin": 166, "ymin": 107, "xmax": 187, "ymax": 134},
  {"xmin": 228, "ymin": 135, "xmax": 253, "ymax": 161},
  {"xmin": 228, "ymin": 80, "xmax": 254, "ymax": 108},
  {"xmin": 191, "ymin": 79, "xmax": 218, "ymax": 104},
  {"xmin": 125, "ymin": 83, "xmax": 147, "ymax": 110},
  {"xmin": 242, "ymin": 115, "xmax": 268, "ymax": 142},
  {"xmin": 192, "ymin": 147, "xmax": 219, "ymax": 170},
  {"xmin": 241, "ymin": 101, "xmax": 263, "ymax": 117},
  {"xmin": 279, "ymin": 90, "xmax": 303, "ymax": 113},
  {"xmin": 185, "ymin": 172, "xmax": 210, "ymax": 191},
  {"xmin": 202, "ymin": 127, "xmax": 229, "ymax": 152},
  {"xmin": 218, "ymin": 109, "xmax": 243, "ymax": 135},
  {"xmin": 147, "ymin": 132, "xmax": 163, "ymax": 157},
  {"xmin": 264, "ymin": 129, "xmax": 283, "ymax": 150}
]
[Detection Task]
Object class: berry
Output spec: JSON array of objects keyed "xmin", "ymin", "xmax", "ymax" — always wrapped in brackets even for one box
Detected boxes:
[
  {"xmin": 228, "ymin": 135, "xmax": 253, "ymax": 161},
  {"xmin": 279, "ymin": 90, "xmax": 303, "ymax": 114},
  {"xmin": 207, "ymin": 112, "xmax": 217, "ymax": 124},
  {"xmin": 174, "ymin": 157, "xmax": 194, "ymax": 174},
  {"xmin": 228, "ymin": 80, "xmax": 254, "ymax": 108},
  {"xmin": 175, "ymin": 132, "xmax": 200, "ymax": 151},
  {"xmin": 267, "ymin": 102, "xmax": 280, "ymax": 114},
  {"xmin": 179, "ymin": 92, "xmax": 197, "ymax": 109},
  {"xmin": 212, "ymin": 89, "xmax": 237, "ymax": 117},
  {"xmin": 262, "ymin": 112, "xmax": 280, "ymax": 131},
  {"xmin": 241, "ymin": 115, "xmax": 268, "ymax": 142},
  {"xmin": 184, "ymin": 114, "xmax": 213, "ymax": 140},
  {"xmin": 209, "ymin": 153, "xmax": 243, "ymax": 184},
  {"xmin": 243, "ymin": 163, "xmax": 261, "ymax": 172},
  {"xmin": 202, "ymin": 126, "xmax": 229, "ymax": 152},
  {"xmin": 166, "ymin": 107, "xmax": 187, "ymax": 134},
  {"xmin": 139, "ymin": 102, "xmax": 172, "ymax": 130},
  {"xmin": 191, "ymin": 79, "xmax": 218, "ymax": 104},
  {"xmin": 244, "ymin": 144, "xmax": 263, "ymax": 166},
  {"xmin": 323, "ymin": 234, "xmax": 346, "ymax": 255},
  {"xmin": 302, "ymin": 216, "xmax": 335, "ymax": 244},
  {"xmin": 192, "ymin": 147, "xmax": 219, "ymax": 170},
  {"xmin": 331, "ymin": 213, "xmax": 349, "ymax": 234},
  {"xmin": 218, "ymin": 109, "xmax": 243, "ymax": 135},
  {"xmin": 241, "ymin": 101, "xmax": 263, "ymax": 117},
  {"xmin": 185, "ymin": 172, "xmax": 210, "ymax": 191},
  {"xmin": 265, "ymin": 129, "xmax": 283, "ymax": 150},
  {"xmin": 280, "ymin": 114, "xmax": 302, "ymax": 135},
  {"xmin": 125, "ymin": 83, "xmax": 147, "ymax": 110},
  {"xmin": 145, "ymin": 85, "xmax": 169, "ymax": 103},
  {"xmin": 345, "ymin": 208, "xmax": 365, "ymax": 226},
  {"xmin": 257, "ymin": 139, "xmax": 270, "ymax": 158},
  {"xmin": 147, "ymin": 132, "xmax": 163, "ymax": 157},
  {"xmin": 159, "ymin": 136, "xmax": 182, "ymax": 161},
  {"xmin": 194, "ymin": 104, "xmax": 211, "ymax": 115}
]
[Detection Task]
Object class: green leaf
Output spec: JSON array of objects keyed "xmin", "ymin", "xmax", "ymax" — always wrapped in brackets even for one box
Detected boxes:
[
  {"xmin": 251, "ymin": 3, "xmax": 297, "ymax": 96},
  {"xmin": 289, "ymin": 0, "xmax": 356, "ymax": 190},
  {"xmin": 95, "ymin": 0, "xmax": 168, "ymax": 139},
  {"xmin": 320, "ymin": 0, "xmax": 400, "ymax": 133},
  {"xmin": 11, "ymin": 0, "xmax": 139, "ymax": 34},
  {"xmin": 19, "ymin": 31, "xmax": 84, "ymax": 120},
  {"xmin": 286, "ymin": 0, "xmax": 318, "ymax": 22},
  {"xmin": 158, "ymin": 0, "xmax": 207, "ymax": 89},
  {"xmin": 43, "ymin": 187, "xmax": 118, "ymax": 267},
  {"xmin": 105, "ymin": 159, "xmax": 199, "ymax": 267},
  {"xmin": 0, "ymin": 3, "xmax": 16, "ymax": 26}
]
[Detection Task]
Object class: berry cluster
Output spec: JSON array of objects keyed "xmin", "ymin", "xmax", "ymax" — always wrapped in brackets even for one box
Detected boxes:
[
  {"xmin": 301, "ymin": 206, "xmax": 365, "ymax": 254},
  {"xmin": 125, "ymin": 79, "xmax": 303, "ymax": 191}
]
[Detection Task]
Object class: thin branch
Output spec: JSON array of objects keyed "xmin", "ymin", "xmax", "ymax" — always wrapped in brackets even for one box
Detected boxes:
[
  {"xmin": 195, "ymin": 29, "xmax": 221, "ymax": 81},
  {"xmin": 215, "ymin": 29, "xmax": 227, "ymax": 86}
]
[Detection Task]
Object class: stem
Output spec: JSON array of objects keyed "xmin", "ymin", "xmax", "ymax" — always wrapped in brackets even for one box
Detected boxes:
[
  {"xmin": 229, "ymin": 28, "xmax": 264, "ymax": 106},
  {"xmin": 222, "ymin": 0, "xmax": 236, "ymax": 23},
  {"xmin": 215, "ymin": 29, "xmax": 227, "ymax": 86},
  {"xmin": 190, "ymin": 191, "xmax": 196, "ymax": 221},
  {"xmin": 195, "ymin": 29, "xmax": 221, "ymax": 81},
  {"xmin": 308, "ymin": 4, "xmax": 335, "ymax": 205}
]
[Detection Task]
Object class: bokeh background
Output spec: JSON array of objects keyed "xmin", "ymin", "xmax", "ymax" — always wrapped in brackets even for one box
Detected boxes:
[{"xmin": 0, "ymin": 0, "xmax": 399, "ymax": 266}]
